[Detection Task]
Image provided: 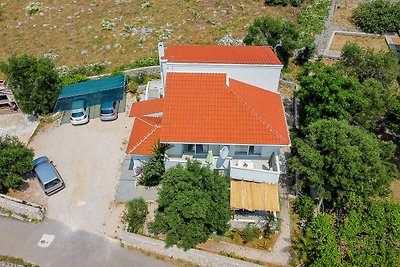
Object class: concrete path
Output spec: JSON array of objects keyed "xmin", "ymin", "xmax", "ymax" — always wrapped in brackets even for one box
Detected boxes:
[{"xmin": 0, "ymin": 217, "xmax": 170, "ymax": 267}]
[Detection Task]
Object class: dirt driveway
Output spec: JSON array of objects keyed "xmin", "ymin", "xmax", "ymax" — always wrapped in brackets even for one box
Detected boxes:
[{"xmin": 29, "ymin": 111, "xmax": 133, "ymax": 236}]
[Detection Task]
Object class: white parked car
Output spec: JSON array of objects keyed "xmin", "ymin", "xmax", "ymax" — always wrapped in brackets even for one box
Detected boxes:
[{"xmin": 70, "ymin": 100, "xmax": 89, "ymax": 125}]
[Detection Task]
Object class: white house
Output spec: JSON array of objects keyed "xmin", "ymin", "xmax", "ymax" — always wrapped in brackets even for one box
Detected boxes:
[{"xmin": 127, "ymin": 44, "xmax": 290, "ymax": 214}]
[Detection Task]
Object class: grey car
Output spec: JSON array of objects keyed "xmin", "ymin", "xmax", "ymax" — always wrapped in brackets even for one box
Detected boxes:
[
  {"xmin": 100, "ymin": 101, "xmax": 118, "ymax": 121},
  {"xmin": 33, "ymin": 156, "xmax": 65, "ymax": 196}
]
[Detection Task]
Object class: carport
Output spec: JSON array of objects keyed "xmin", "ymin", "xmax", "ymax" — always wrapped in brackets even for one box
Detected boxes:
[{"xmin": 55, "ymin": 75, "xmax": 126, "ymax": 123}]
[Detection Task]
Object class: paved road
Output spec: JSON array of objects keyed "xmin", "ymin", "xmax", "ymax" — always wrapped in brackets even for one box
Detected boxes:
[{"xmin": 0, "ymin": 217, "xmax": 170, "ymax": 267}]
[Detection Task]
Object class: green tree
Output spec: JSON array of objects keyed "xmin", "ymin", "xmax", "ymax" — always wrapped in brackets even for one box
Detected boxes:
[
  {"xmin": 352, "ymin": 0, "xmax": 400, "ymax": 34},
  {"xmin": 289, "ymin": 119, "xmax": 398, "ymax": 208},
  {"xmin": 243, "ymin": 16, "xmax": 301, "ymax": 66},
  {"xmin": 150, "ymin": 161, "xmax": 231, "ymax": 250},
  {"xmin": 296, "ymin": 62, "xmax": 359, "ymax": 125},
  {"xmin": 302, "ymin": 214, "xmax": 341, "ymax": 267},
  {"xmin": 0, "ymin": 136, "xmax": 34, "ymax": 192},
  {"xmin": 0, "ymin": 55, "xmax": 61, "ymax": 114},
  {"xmin": 123, "ymin": 198, "xmax": 148, "ymax": 234},
  {"xmin": 339, "ymin": 43, "xmax": 399, "ymax": 87},
  {"xmin": 139, "ymin": 140, "xmax": 171, "ymax": 186}
]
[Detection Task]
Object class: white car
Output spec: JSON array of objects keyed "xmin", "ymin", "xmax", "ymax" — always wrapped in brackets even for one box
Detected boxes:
[{"xmin": 70, "ymin": 100, "xmax": 89, "ymax": 125}]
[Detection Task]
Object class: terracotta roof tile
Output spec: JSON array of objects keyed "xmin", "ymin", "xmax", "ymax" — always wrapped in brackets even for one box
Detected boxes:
[
  {"xmin": 129, "ymin": 98, "xmax": 164, "ymax": 117},
  {"xmin": 163, "ymin": 45, "xmax": 282, "ymax": 65},
  {"xmin": 126, "ymin": 117, "xmax": 162, "ymax": 155},
  {"xmin": 161, "ymin": 73, "xmax": 290, "ymax": 145}
]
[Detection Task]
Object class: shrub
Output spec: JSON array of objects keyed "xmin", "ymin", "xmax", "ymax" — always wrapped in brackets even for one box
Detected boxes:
[
  {"xmin": 240, "ymin": 224, "xmax": 260, "ymax": 243},
  {"xmin": 294, "ymin": 195, "xmax": 316, "ymax": 228},
  {"xmin": 127, "ymin": 80, "xmax": 139, "ymax": 94},
  {"xmin": 297, "ymin": 0, "xmax": 331, "ymax": 38},
  {"xmin": 0, "ymin": 136, "xmax": 34, "ymax": 193},
  {"xmin": 352, "ymin": 0, "xmax": 400, "ymax": 34},
  {"xmin": 61, "ymin": 74, "xmax": 89, "ymax": 86},
  {"xmin": 100, "ymin": 19, "xmax": 115, "ymax": 31},
  {"xmin": 123, "ymin": 198, "xmax": 148, "ymax": 233},
  {"xmin": 26, "ymin": 2, "xmax": 43, "ymax": 15}
]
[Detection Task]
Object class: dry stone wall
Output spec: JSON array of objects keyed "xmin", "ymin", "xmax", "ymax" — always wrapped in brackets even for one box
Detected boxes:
[{"xmin": 0, "ymin": 194, "xmax": 45, "ymax": 222}]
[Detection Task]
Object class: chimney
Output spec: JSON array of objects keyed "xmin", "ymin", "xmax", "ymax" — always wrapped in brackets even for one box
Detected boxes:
[
  {"xmin": 226, "ymin": 73, "xmax": 230, "ymax": 87},
  {"xmin": 158, "ymin": 42, "xmax": 165, "ymax": 59}
]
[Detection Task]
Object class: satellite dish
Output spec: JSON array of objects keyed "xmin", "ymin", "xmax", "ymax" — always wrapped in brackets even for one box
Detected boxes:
[{"xmin": 219, "ymin": 146, "xmax": 229, "ymax": 159}]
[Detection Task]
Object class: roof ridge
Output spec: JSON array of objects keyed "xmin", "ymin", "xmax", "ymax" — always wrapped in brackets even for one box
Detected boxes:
[
  {"xmin": 127, "ymin": 117, "xmax": 160, "ymax": 154},
  {"xmin": 225, "ymin": 80, "xmax": 287, "ymax": 143}
]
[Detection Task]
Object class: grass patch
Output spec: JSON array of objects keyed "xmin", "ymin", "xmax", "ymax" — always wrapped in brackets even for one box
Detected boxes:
[
  {"xmin": 332, "ymin": 1, "xmax": 359, "ymax": 29},
  {"xmin": 0, "ymin": 255, "xmax": 39, "ymax": 267},
  {"xmin": 329, "ymin": 34, "xmax": 389, "ymax": 52}
]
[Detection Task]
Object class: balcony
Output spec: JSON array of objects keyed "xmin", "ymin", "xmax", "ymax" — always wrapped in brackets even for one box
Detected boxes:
[{"xmin": 165, "ymin": 154, "xmax": 281, "ymax": 184}]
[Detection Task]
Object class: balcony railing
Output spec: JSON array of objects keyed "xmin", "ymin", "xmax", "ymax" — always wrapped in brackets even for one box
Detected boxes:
[{"xmin": 165, "ymin": 155, "xmax": 281, "ymax": 184}]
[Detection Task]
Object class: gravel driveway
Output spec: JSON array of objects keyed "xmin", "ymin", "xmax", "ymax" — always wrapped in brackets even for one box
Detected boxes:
[{"xmin": 29, "ymin": 112, "xmax": 133, "ymax": 236}]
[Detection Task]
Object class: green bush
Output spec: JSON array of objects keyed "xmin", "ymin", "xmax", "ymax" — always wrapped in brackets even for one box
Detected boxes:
[
  {"xmin": 127, "ymin": 80, "xmax": 139, "ymax": 94},
  {"xmin": 294, "ymin": 195, "xmax": 316, "ymax": 228},
  {"xmin": 25, "ymin": 2, "xmax": 43, "ymax": 16},
  {"xmin": 123, "ymin": 198, "xmax": 148, "ymax": 233},
  {"xmin": 139, "ymin": 140, "xmax": 171, "ymax": 186},
  {"xmin": 352, "ymin": 0, "xmax": 400, "ymax": 34},
  {"xmin": 61, "ymin": 74, "xmax": 89, "ymax": 86},
  {"xmin": 297, "ymin": 0, "xmax": 330, "ymax": 38},
  {"xmin": 240, "ymin": 224, "xmax": 260, "ymax": 243},
  {"xmin": 0, "ymin": 137, "xmax": 34, "ymax": 193}
]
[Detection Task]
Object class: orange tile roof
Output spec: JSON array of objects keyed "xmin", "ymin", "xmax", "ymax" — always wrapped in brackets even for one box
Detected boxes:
[
  {"xmin": 129, "ymin": 98, "xmax": 164, "ymax": 117},
  {"xmin": 161, "ymin": 73, "xmax": 290, "ymax": 145},
  {"xmin": 163, "ymin": 45, "xmax": 282, "ymax": 65},
  {"xmin": 126, "ymin": 117, "xmax": 162, "ymax": 155}
]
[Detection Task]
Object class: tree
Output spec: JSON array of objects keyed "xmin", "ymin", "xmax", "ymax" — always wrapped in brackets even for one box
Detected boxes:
[
  {"xmin": 296, "ymin": 62, "xmax": 359, "ymax": 125},
  {"xmin": 289, "ymin": 119, "xmax": 398, "ymax": 208},
  {"xmin": 339, "ymin": 43, "xmax": 399, "ymax": 87},
  {"xmin": 352, "ymin": 0, "xmax": 400, "ymax": 34},
  {"xmin": 123, "ymin": 198, "xmax": 148, "ymax": 234},
  {"xmin": 150, "ymin": 161, "xmax": 231, "ymax": 250},
  {"xmin": 301, "ymin": 214, "xmax": 341, "ymax": 267},
  {"xmin": 139, "ymin": 140, "xmax": 171, "ymax": 186},
  {"xmin": 294, "ymin": 200, "xmax": 400, "ymax": 267},
  {"xmin": 243, "ymin": 16, "xmax": 301, "ymax": 66},
  {"xmin": 0, "ymin": 136, "xmax": 34, "ymax": 193},
  {"xmin": 0, "ymin": 55, "xmax": 61, "ymax": 114}
]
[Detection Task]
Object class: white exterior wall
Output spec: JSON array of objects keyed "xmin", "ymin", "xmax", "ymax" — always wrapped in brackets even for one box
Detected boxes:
[{"xmin": 163, "ymin": 62, "xmax": 282, "ymax": 92}]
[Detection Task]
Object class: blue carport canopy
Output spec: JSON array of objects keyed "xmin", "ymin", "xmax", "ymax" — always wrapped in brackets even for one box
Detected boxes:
[{"xmin": 55, "ymin": 75, "xmax": 126, "ymax": 111}]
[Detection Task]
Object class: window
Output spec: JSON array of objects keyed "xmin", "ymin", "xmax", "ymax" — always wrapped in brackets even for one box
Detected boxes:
[
  {"xmin": 248, "ymin": 146, "xmax": 261, "ymax": 155},
  {"xmin": 235, "ymin": 145, "xmax": 248, "ymax": 155},
  {"xmin": 195, "ymin": 144, "xmax": 209, "ymax": 154},
  {"xmin": 235, "ymin": 145, "xmax": 261, "ymax": 156}
]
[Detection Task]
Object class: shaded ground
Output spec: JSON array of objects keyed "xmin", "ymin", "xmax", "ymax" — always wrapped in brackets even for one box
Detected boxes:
[
  {"xmin": 0, "ymin": 217, "xmax": 170, "ymax": 267},
  {"xmin": 28, "ymin": 102, "xmax": 133, "ymax": 237}
]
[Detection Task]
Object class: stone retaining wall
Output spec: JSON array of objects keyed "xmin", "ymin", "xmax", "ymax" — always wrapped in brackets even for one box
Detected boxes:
[
  {"xmin": 0, "ymin": 194, "xmax": 45, "ymax": 222},
  {"xmin": 123, "ymin": 66, "xmax": 160, "ymax": 77},
  {"xmin": 120, "ymin": 231, "xmax": 262, "ymax": 267}
]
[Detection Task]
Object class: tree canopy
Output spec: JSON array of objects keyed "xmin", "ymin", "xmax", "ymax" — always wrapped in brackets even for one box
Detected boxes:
[
  {"xmin": 289, "ymin": 119, "xmax": 398, "ymax": 208},
  {"xmin": 0, "ymin": 136, "xmax": 34, "ymax": 193},
  {"xmin": 352, "ymin": 0, "xmax": 400, "ymax": 34},
  {"xmin": 295, "ymin": 200, "xmax": 400, "ymax": 267},
  {"xmin": 150, "ymin": 160, "xmax": 231, "ymax": 250},
  {"xmin": 339, "ymin": 42, "xmax": 399, "ymax": 87},
  {"xmin": 0, "ymin": 54, "xmax": 61, "ymax": 114},
  {"xmin": 296, "ymin": 62, "xmax": 359, "ymax": 125},
  {"xmin": 243, "ymin": 16, "xmax": 301, "ymax": 66}
]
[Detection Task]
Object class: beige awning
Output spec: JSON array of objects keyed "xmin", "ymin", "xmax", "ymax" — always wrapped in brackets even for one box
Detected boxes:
[{"xmin": 230, "ymin": 180, "xmax": 280, "ymax": 212}]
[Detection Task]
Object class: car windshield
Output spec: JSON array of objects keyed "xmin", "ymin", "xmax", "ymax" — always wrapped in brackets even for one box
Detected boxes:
[
  {"xmin": 44, "ymin": 178, "xmax": 62, "ymax": 189},
  {"xmin": 71, "ymin": 112, "xmax": 84, "ymax": 118},
  {"xmin": 101, "ymin": 109, "xmax": 113, "ymax": 114}
]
